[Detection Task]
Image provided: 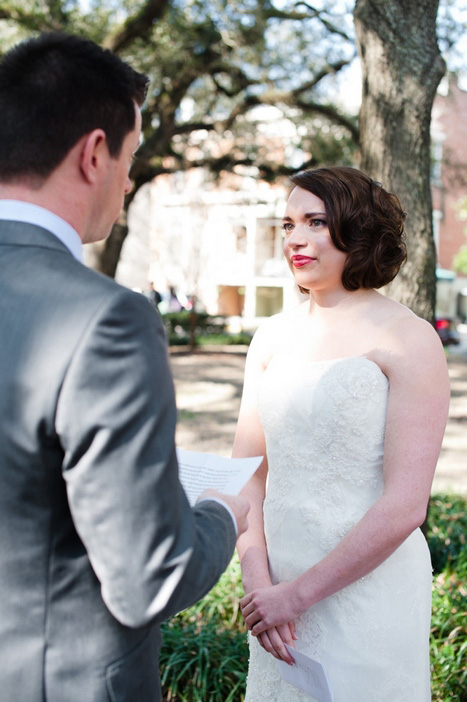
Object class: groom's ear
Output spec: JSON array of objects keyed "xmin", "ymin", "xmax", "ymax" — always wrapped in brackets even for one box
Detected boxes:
[{"xmin": 79, "ymin": 129, "xmax": 108, "ymax": 185}]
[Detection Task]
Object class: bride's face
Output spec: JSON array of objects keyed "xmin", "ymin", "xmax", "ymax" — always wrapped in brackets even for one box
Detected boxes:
[{"xmin": 282, "ymin": 186, "xmax": 347, "ymax": 293}]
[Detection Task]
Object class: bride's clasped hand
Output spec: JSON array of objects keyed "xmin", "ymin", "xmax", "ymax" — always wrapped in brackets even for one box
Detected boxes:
[{"xmin": 240, "ymin": 581, "xmax": 303, "ymax": 636}]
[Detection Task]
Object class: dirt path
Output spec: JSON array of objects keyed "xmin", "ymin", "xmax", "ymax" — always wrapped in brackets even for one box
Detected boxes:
[{"xmin": 170, "ymin": 348, "xmax": 467, "ymax": 496}]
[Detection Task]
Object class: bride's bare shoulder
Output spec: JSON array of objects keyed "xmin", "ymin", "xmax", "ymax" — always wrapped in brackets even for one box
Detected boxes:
[
  {"xmin": 372, "ymin": 295, "xmax": 446, "ymax": 376},
  {"xmin": 376, "ymin": 295, "xmax": 437, "ymax": 340}
]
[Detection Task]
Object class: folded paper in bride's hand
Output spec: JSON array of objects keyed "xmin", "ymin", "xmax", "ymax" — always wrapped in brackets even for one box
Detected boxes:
[
  {"xmin": 176, "ymin": 448, "xmax": 263, "ymax": 506},
  {"xmin": 276, "ymin": 645, "xmax": 334, "ymax": 702}
]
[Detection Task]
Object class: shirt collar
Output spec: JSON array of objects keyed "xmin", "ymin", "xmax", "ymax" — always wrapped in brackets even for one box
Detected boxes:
[{"xmin": 0, "ymin": 200, "xmax": 83, "ymax": 262}]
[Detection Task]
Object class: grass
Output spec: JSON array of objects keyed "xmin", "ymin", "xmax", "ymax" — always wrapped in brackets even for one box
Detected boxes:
[{"xmin": 160, "ymin": 494, "xmax": 467, "ymax": 702}]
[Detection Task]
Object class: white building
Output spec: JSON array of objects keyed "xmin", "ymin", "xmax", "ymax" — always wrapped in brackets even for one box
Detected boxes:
[{"xmin": 116, "ymin": 168, "xmax": 306, "ymax": 330}]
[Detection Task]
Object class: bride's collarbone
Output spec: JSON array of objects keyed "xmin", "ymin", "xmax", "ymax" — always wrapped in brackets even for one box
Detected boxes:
[
  {"xmin": 276, "ymin": 329, "xmax": 373, "ymax": 361},
  {"xmin": 274, "ymin": 344, "xmax": 372, "ymax": 363}
]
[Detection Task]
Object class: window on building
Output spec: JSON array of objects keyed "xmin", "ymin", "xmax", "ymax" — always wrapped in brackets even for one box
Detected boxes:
[
  {"xmin": 234, "ymin": 226, "xmax": 247, "ymax": 254},
  {"xmin": 255, "ymin": 286, "xmax": 283, "ymax": 317},
  {"xmin": 255, "ymin": 221, "xmax": 283, "ymax": 276},
  {"xmin": 218, "ymin": 285, "xmax": 245, "ymax": 316}
]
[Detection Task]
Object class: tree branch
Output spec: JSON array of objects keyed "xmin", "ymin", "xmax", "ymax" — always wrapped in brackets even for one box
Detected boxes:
[
  {"xmin": 133, "ymin": 152, "xmax": 320, "ymax": 186},
  {"xmin": 295, "ymin": 99, "xmax": 359, "ymax": 142},
  {"xmin": 260, "ymin": 1, "xmax": 353, "ymax": 42},
  {"xmin": 291, "ymin": 56, "xmax": 356, "ymax": 97},
  {"xmin": 46, "ymin": 0, "xmax": 68, "ymax": 25},
  {"xmin": 170, "ymin": 71, "xmax": 360, "ymax": 144},
  {"xmin": 0, "ymin": 7, "xmax": 61, "ymax": 33},
  {"xmin": 210, "ymin": 65, "xmax": 257, "ymax": 97},
  {"xmin": 106, "ymin": 0, "xmax": 171, "ymax": 53}
]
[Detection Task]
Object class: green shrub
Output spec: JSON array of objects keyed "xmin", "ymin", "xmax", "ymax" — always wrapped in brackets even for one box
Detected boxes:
[
  {"xmin": 160, "ymin": 558, "xmax": 248, "ymax": 701},
  {"xmin": 197, "ymin": 332, "xmax": 252, "ymax": 347},
  {"xmin": 163, "ymin": 311, "xmax": 226, "ymax": 339},
  {"xmin": 160, "ymin": 619, "xmax": 248, "ymax": 702},
  {"xmin": 162, "ymin": 311, "xmax": 252, "ymax": 347},
  {"xmin": 429, "ymin": 495, "xmax": 467, "ymax": 702},
  {"xmin": 427, "ymin": 494, "xmax": 467, "ymax": 574},
  {"xmin": 431, "ymin": 567, "xmax": 467, "ymax": 701},
  {"xmin": 180, "ymin": 554, "xmax": 245, "ymax": 631}
]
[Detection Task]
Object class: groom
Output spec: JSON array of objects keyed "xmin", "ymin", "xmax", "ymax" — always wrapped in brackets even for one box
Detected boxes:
[{"xmin": 0, "ymin": 32, "xmax": 249, "ymax": 702}]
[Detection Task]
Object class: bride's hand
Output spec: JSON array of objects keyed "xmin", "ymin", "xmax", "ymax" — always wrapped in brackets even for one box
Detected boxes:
[
  {"xmin": 256, "ymin": 622, "xmax": 297, "ymax": 664},
  {"xmin": 240, "ymin": 581, "xmax": 303, "ymax": 635}
]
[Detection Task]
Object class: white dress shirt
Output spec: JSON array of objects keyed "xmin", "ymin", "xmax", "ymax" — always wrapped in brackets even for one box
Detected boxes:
[{"xmin": 0, "ymin": 200, "xmax": 83, "ymax": 262}]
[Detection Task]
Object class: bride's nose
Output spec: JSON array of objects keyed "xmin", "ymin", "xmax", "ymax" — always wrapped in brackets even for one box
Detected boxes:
[{"xmin": 286, "ymin": 227, "xmax": 308, "ymax": 248}]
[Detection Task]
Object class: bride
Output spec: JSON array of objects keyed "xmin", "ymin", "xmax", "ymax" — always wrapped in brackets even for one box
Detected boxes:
[{"xmin": 233, "ymin": 167, "xmax": 450, "ymax": 702}]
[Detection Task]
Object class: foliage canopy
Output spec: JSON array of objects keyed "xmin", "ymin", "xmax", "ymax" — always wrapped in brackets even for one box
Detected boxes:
[{"xmin": 0, "ymin": 1, "xmax": 465, "ymax": 284}]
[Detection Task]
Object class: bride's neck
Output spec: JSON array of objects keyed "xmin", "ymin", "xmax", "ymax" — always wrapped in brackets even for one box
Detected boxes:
[{"xmin": 306, "ymin": 288, "xmax": 376, "ymax": 321}]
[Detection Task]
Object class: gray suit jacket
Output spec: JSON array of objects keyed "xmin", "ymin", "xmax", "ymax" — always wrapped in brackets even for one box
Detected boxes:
[{"xmin": 0, "ymin": 220, "xmax": 237, "ymax": 702}]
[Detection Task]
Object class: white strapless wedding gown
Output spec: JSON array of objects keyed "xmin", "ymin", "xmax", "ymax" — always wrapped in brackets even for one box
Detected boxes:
[{"xmin": 244, "ymin": 355, "xmax": 432, "ymax": 702}]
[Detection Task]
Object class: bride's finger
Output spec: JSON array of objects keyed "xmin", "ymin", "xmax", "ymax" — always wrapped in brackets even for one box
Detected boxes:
[
  {"xmin": 256, "ymin": 631, "xmax": 280, "ymax": 660},
  {"xmin": 258, "ymin": 628, "xmax": 295, "ymax": 664},
  {"xmin": 241, "ymin": 607, "xmax": 259, "ymax": 627},
  {"xmin": 244, "ymin": 610, "xmax": 262, "ymax": 630},
  {"xmin": 240, "ymin": 601, "xmax": 255, "ymax": 617},
  {"xmin": 239, "ymin": 593, "xmax": 252, "ymax": 609},
  {"xmin": 276, "ymin": 622, "xmax": 296, "ymax": 648}
]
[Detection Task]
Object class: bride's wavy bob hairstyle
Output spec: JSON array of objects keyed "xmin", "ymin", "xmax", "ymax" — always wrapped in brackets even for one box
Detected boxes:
[{"xmin": 289, "ymin": 166, "xmax": 407, "ymax": 292}]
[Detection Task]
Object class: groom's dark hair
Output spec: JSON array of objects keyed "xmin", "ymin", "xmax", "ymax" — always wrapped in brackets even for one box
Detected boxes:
[{"xmin": 0, "ymin": 32, "xmax": 148, "ymax": 183}]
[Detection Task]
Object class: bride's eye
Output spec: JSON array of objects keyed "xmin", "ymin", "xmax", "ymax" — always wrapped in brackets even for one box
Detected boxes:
[
  {"xmin": 282, "ymin": 222, "xmax": 294, "ymax": 236},
  {"xmin": 309, "ymin": 218, "xmax": 326, "ymax": 228}
]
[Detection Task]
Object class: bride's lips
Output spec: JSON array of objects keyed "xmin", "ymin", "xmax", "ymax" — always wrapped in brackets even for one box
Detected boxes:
[{"xmin": 291, "ymin": 255, "xmax": 316, "ymax": 268}]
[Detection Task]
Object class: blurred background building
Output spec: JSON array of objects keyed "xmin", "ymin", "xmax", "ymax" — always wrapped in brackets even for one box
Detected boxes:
[{"xmin": 103, "ymin": 79, "xmax": 467, "ymax": 330}]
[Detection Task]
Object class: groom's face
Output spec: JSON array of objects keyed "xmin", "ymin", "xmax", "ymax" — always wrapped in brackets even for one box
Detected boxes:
[{"xmin": 88, "ymin": 103, "xmax": 142, "ymax": 244}]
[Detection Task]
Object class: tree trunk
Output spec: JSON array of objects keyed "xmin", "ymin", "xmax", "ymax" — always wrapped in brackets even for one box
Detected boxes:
[
  {"xmin": 94, "ymin": 221, "xmax": 129, "ymax": 278},
  {"xmin": 354, "ymin": 0, "xmax": 445, "ymax": 322}
]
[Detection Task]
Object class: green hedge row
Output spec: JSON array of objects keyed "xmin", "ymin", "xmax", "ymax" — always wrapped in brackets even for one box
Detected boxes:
[{"xmin": 161, "ymin": 311, "xmax": 252, "ymax": 347}]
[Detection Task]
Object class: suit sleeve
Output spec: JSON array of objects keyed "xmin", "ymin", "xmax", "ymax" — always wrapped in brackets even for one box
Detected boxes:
[{"xmin": 55, "ymin": 288, "xmax": 236, "ymax": 627}]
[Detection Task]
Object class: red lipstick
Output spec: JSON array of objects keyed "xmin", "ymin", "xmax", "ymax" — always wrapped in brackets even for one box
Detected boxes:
[{"xmin": 291, "ymin": 255, "xmax": 315, "ymax": 268}]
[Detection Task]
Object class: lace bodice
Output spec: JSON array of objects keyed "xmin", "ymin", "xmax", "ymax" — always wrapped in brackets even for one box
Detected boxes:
[
  {"xmin": 244, "ymin": 355, "xmax": 432, "ymax": 702},
  {"xmin": 260, "ymin": 356, "xmax": 388, "ymax": 572}
]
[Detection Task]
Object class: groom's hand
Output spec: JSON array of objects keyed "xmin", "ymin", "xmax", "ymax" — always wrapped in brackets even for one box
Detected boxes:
[{"xmin": 198, "ymin": 489, "xmax": 250, "ymax": 537}]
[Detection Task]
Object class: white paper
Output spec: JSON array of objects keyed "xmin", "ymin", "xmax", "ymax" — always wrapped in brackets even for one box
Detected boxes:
[
  {"xmin": 276, "ymin": 645, "xmax": 334, "ymax": 702},
  {"xmin": 176, "ymin": 448, "xmax": 262, "ymax": 506}
]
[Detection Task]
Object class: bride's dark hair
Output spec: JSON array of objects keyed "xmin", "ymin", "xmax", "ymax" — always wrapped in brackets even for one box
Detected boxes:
[{"xmin": 289, "ymin": 166, "xmax": 407, "ymax": 292}]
